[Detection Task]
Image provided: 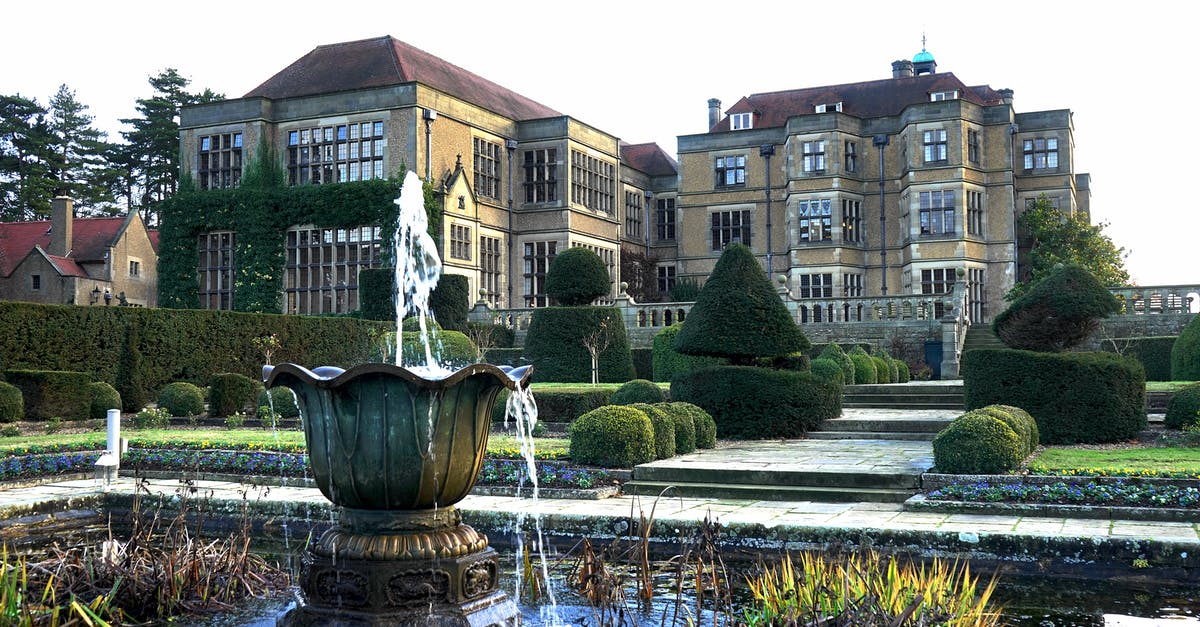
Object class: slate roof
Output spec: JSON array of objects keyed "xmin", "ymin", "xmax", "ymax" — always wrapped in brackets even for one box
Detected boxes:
[
  {"xmin": 712, "ymin": 73, "xmax": 1005, "ymax": 132},
  {"xmin": 245, "ymin": 36, "xmax": 563, "ymax": 122},
  {"xmin": 621, "ymin": 143, "xmax": 678, "ymax": 177},
  {"xmin": 0, "ymin": 217, "xmax": 128, "ymax": 277}
]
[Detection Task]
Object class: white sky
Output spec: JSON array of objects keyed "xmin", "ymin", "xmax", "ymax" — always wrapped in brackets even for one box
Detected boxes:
[{"xmin": 3, "ymin": 0, "xmax": 1194, "ymax": 286}]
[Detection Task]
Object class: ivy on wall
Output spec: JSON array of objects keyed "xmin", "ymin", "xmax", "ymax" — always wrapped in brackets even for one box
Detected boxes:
[{"xmin": 159, "ymin": 146, "xmax": 441, "ymax": 313}]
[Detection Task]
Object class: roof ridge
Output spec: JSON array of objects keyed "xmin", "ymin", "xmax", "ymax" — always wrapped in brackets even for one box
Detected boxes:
[{"xmin": 747, "ymin": 72, "xmax": 964, "ymax": 99}]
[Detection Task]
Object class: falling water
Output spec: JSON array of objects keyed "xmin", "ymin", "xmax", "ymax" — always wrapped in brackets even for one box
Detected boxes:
[{"xmin": 391, "ymin": 171, "xmax": 446, "ymax": 377}]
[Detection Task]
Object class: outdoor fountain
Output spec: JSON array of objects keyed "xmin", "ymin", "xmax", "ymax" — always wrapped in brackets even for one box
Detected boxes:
[{"xmin": 264, "ymin": 171, "xmax": 532, "ymax": 626}]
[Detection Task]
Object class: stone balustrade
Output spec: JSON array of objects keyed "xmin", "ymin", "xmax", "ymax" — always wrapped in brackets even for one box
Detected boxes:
[{"xmin": 1108, "ymin": 285, "xmax": 1200, "ymax": 315}]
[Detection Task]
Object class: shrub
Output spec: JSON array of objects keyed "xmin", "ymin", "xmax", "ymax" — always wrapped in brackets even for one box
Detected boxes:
[
  {"xmin": 895, "ymin": 360, "xmax": 911, "ymax": 383},
  {"xmin": 871, "ymin": 356, "xmax": 892, "ymax": 384},
  {"xmin": 545, "ymin": 247, "xmax": 611, "ymax": 306},
  {"xmin": 933, "ymin": 411, "xmax": 1025, "ymax": 474},
  {"xmin": 668, "ymin": 279, "xmax": 701, "ymax": 302},
  {"xmin": 490, "ymin": 387, "xmax": 614, "ymax": 427},
  {"xmin": 672, "ymin": 366, "xmax": 840, "ymax": 440},
  {"xmin": 848, "ymin": 347, "xmax": 877, "ymax": 385},
  {"xmin": 258, "ymin": 386, "xmax": 300, "ymax": 419},
  {"xmin": 1165, "ymin": 384, "xmax": 1200, "ymax": 430},
  {"xmin": 398, "ymin": 330, "xmax": 478, "ymax": 371},
  {"xmin": 992, "ymin": 264, "xmax": 1121, "ymax": 352},
  {"xmin": 482, "ymin": 348, "xmax": 524, "ymax": 367},
  {"xmin": 991, "ymin": 404, "xmax": 1039, "ymax": 452},
  {"xmin": 467, "ymin": 322, "xmax": 515, "ymax": 349},
  {"xmin": 611, "ymin": 379, "xmax": 666, "ymax": 405},
  {"xmin": 817, "ymin": 343, "xmax": 855, "ymax": 385},
  {"xmin": 1172, "ymin": 314, "xmax": 1200, "ymax": 381},
  {"xmin": 0, "ymin": 426, "xmax": 19, "ymax": 437},
  {"xmin": 431, "ymin": 273, "xmax": 470, "ymax": 331},
  {"xmin": 670, "ymin": 402, "xmax": 716, "ymax": 449},
  {"xmin": 962, "ymin": 348, "xmax": 1145, "ymax": 444},
  {"xmin": 87, "ymin": 382, "xmax": 122, "ymax": 420},
  {"xmin": 630, "ymin": 348, "xmax": 654, "ymax": 380},
  {"xmin": 880, "ymin": 351, "xmax": 900, "ymax": 383},
  {"xmin": 208, "ymin": 373, "xmax": 262, "ymax": 417},
  {"xmin": 132, "ymin": 406, "xmax": 171, "ymax": 429},
  {"xmin": 765, "ymin": 352, "xmax": 811, "ymax": 372},
  {"xmin": 655, "ymin": 402, "xmax": 697, "ymax": 455},
  {"xmin": 3, "ymin": 370, "xmax": 91, "ymax": 421},
  {"xmin": 357, "ymin": 267, "xmax": 394, "ymax": 321},
  {"xmin": 652, "ymin": 323, "xmax": 724, "ymax": 382},
  {"xmin": 629, "ymin": 403, "xmax": 675, "ymax": 459},
  {"xmin": 0, "ymin": 381, "xmax": 22, "ymax": 423},
  {"xmin": 114, "ymin": 318, "xmax": 149, "ymax": 413},
  {"xmin": 1103, "ymin": 336, "xmax": 1177, "ymax": 382},
  {"xmin": 157, "ymin": 382, "xmax": 206, "ymax": 417},
  {"xmin": 972, "ymin": 405, "xmax": 1036, "ymax": 457},
  {"xmin": 568, "ymin": 405, "xmax": 655, "ymax": 468},
  {"xmin": 523, "ymin": 307, "xmax": 635, "ymax": 383},
  {"xmin": 810, "ymin": 358, "xmax": 845, "ymax": 387},
  {"xmin": 44, "ymin": 416, "xmax": 63, "ymax": 435},
  {"xmin": 673, "ymin": 244, "xmax": 809, "ymax": 364},
  {"xmin": 225, "ymin": 411, "xmax": 247, "ymax": 429}
]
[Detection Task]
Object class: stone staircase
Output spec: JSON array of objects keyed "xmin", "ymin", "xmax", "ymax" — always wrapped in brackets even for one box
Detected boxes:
[
  {"xmin": 962, "ymin": 325, "xmax": 1005, "ymax": 352},
  {"xmin": 842, "ymin": 382, "xmax": 964, "ymax": 411},
  {"xmin": 806, "ymin": 409, "xmax": 955, "ymax": 441}
]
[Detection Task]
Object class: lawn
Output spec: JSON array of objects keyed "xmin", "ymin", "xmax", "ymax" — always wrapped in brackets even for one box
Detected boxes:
[
  {"xmin": 1147, "ymin": 381, "xmax": 1199, "ymax": 392},
  {"xmin": 1028, "ymin": 446, "xmax": 1200, "ymax": 479}
]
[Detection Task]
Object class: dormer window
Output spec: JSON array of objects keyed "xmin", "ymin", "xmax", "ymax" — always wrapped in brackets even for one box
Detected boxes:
[
  {"xmin": 930, "ymin": 90, "xmax": 959, "ymax": 102},
  {"xmin": 730, "ymin": 112, "xmax": 753, "ymax": 130},
  {"xmin": 814, "ymin": 102, "xmax": 842, "ymax": 113}
]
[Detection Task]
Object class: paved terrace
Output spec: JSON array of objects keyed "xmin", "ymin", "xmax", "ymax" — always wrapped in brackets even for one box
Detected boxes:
[{"xmin": 3, "ymin": 434, "xmax": 1198, "ymax": 582}]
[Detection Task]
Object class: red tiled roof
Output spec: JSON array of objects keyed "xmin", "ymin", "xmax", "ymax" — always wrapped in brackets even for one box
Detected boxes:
[
  {"xmin": 622, "ymin": 143, "xmax": 678, "ymax": 177},
  {"xmin": 44, "ymin": 251, "xmax": 88, "ymax": 278},
  {"xmin": 147, "ymin": 230, "xmax": 160, "ymax": 253},
  {"xmin": 0, "ymin": 217, "xmax": 126, "ymax": 277},
  {"xmin": 712, "ymin": 73, "xmax": 1003, "ymax": 132},
  {"xmin": 245, "ymin": 36, "xmax": 563, "ymax": 122}
]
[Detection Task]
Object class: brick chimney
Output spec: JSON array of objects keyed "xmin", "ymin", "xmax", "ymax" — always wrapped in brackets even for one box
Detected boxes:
[
  {"xmin": 49, "ymin": 196, "xmax": 74, "ymax": 257},
  {"xmin": 707, "ymin": 98, "xmax": 722, "ymax": 130},
  {"xmin": 892, "ymin": 60, "xmax": 914, "ymax": 79}
]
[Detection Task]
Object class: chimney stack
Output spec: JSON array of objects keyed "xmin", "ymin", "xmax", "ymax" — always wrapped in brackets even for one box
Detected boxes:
[
  {"xmin": 892, "ymin": 60, "xmax": 914, "ymax": 79},
  {"xmin": 998, "ymin": 88, "xmax": 1014, "ymax": 105},
  {"xmin": 707, "ymin": 98, "xmax": 722, "ymax": 130},
  {"xmin": 50, "ymin": 196, "xmax": 74, "ymax": 257}
]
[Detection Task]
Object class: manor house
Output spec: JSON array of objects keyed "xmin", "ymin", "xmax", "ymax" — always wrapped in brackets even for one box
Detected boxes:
[{"xmin": 179, "ymin": 36, "xmax": 1087, "ymax": 323}]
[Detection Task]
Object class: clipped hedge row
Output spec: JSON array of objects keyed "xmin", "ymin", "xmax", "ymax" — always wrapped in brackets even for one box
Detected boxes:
[
  {"xmin": 1102, "ymin": 336, "xmax": 1177, "ymax": 382},
  {"xmin": 3, "ymin": 370, "xmax": 92, "ymax": 421},
  {"xmin": 962, "ymin": 348, "xmax": 1145, "ymax": 444},
  {"xmin": 491, "ymin": 387, "xmax": 614, "ymax": 426},
  {"xmin": 671, "ymin": 365, "xmax": 841, "ymax": 440}
]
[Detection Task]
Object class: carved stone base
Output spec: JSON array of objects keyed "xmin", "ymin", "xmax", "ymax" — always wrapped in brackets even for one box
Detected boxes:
[{"xmin": 280, "ymin": 525, "xmax": 518, "ymax": 626}]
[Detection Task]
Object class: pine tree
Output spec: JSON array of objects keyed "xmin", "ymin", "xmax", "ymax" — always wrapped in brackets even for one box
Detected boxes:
[
  {"xmin": 0, "ymin": 94, "xmax": 56, "ymax": 220},
  {"xmin": 46, "ymin": 84, "xmax": 117, "ymax": 214}
]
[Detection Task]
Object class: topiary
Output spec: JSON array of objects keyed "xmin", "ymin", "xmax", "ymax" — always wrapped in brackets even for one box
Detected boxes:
[
  {"xmin": 810, "ymin": 358, "xmax": 845, "ymax": 387},
  {"xmin": 0, "ymin": 381, "xmax": 22, "ymax": 423},
  {"xmin": 651, "ymin": 323, "xmax": 724, "ymax": 382},
  {"xmin": 568, "ymin": 405, "xmax": 655, "ymax": 468},
  {"xmin": 258, "ymin": 386, "xmax": 300, "ymax": 419},
  {"xmin": 880, "ymin": 351, "xmax": 900, "ymax": 383},
  {"xmin": 1165, "ymin": 384, "xmax": 1200, "ymax": 430},
  {"xmin": 973, "ymin": 405, "xmax": 1035, "ymax": 457},
  {"xmin": 992, "ymin": 263, "xmax": 1121, "ymax": 352},
  {"xmin": 114, "ymin": 318, "xmax": 149, "ymax": 413},
  {"xmin": 431, "ymin": 273, "xmax": 471, "ymax": 331},
  {"xmin": 629, "ymin": 403, "xmax": 675, "ymax": 459},
  {"xmin": 208, "ymin": 373, "xmax": 262, "ymax": 418},
  {"xmin": 991, "ymin": 404, "xmax": 1039, "ymax": 452},
  {"xmin": 672, "ymin": 366, "xmax": 840, "ymax": 440},
  {"xmin": 523, "ymin": 307, "xmax": 635, "ymax": 383},
  {"xmin": 847, "ymin": 346, "xmax": 877, "ymax": 385},
  {"xmin": 4, "ymin": 370, "xmax": 91, "ymax": 421},
  {"xmin": 671, "ymin": 402, "xmax": 716, "ymax": 449},
  {"xmin": 1172, "ymin": 314, "xmax": 1200, "ymax": 381},
  {"xmin": 872, "ymin": 356, "xmax": 892, "ymax": 384},
  {"xmin": 357, "ymin": 267, "xmax": 395, "ymax": 321},
  {"xmin": 818, "ymin": 343, "xmax": 855, "ymax": 385},
  {"xmin": 895, "ymin": 360, "xmax": 911, "ymax": 383},
  {"xmin": 157, "ymin": 382, "xmax": 206, "ymax": 417},
  {"xmin": 673, "ymin": 244, "xmax": 809, "ymax": 365},
  {"xmin": 611, "ymin": 379, "xmax": 666, "ymax": 405},
  {"xmin": 545, "ymin": 247, "xmax": 611, "ymax": 306},
  {"xmin": 932, "ymin": 411, "xmax": 1025, "ymax": 474},
  {"xmin": 87, "ymin": 382, "xmax": 122, "ymax": 421},
  {"xmin": 655, "ymin": 402, "xmax": 697, "ymax": 455}
]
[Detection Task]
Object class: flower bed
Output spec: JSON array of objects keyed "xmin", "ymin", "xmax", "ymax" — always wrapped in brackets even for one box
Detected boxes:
[
  {"xmin": 927, "ymin": 480, "xmax": 1200, "ymax": 509},
  {"xmin": 0, "ymin": 451, "xmax": 102, "ymax": 481}
]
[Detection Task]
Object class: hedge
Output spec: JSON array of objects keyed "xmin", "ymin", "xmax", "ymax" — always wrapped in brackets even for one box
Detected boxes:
[
  {"xmin": 0, "ymin": 382, "xmax": 23, "ymax": 423},
  {"xmin": 651, "ymin": 323, "xmax": 724, "ymax": 382},
  {"xmin": 671, "ymin": 366, "xmax": 841, "ymax": 440},
  {"xmin": 848, "ymin": 347, "xmax": 877, "ymax": 385},
  {"xmin": 491, "ymin": 387, "xmax": 614, "ymax": 427},
  {"xmin": 482, "ymin": 348, "xmax": 525, "ymax": 367},
  {"xmin": 208, "ymin": 373, "xmax": 262, "ymax": 417},
  {"xmin": 1164, "ymin": 384, "xmax": 1200, "ymax": 430},
  {"xmin": 669, "ymin": 402, "xmax": 716, "ymax": 449},
  {"xmin": 872, "ymin": 356, "xmax": 892, "ymax": 384},
  {"xmin": 523, "ymin": 307, "xmax": 635, "ymax": 383},
  {"xmin": 568, "ymin": 405, "xmax": 655, "ymax": 468},
  {"xmin": 816, "ymin": 343, "xmax": 855, "ymax": 385},
  {"xmin": 0, "ymin": 301, "xmax": 389, "ymax": 403},
  {"xmin": 962, "ymin": 348, "xmax": 1146, "ymax": 444},
  {"xmin": 357, "ymin": 268, "xmax": 395, "ymax": 321},
  {"xmin": 1102, "ymin": 336, "xmax": 1177, "ymax": 382},
  {"xmin": 3, "ymin": 370, "xmax": 92, "ymax": 421},
  {"xmin": 87, "ymin": 382, "xmax": 122, "ymax": 420},
  {"xmin": 1172, "ymin": 314, "xmax": 1200, "ymax": 381},
  {"xmin": 810, "ymin": 358, "xmax": 845, "ymax": 387},
  {"xmin": 631, "ymin": 348, "xmax": 654, "ymax": 381},
  {"xmin": 258, "ymin": 386, "xmax": 301, "ymax": 419},
  {"xmin": 430, "ymin": 274, "xmax": 470, "ymax": 332}
]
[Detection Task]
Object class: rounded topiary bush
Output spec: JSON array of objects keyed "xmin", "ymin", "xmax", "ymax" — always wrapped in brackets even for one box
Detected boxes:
[
  {"xmin": 818, "ymin": 343, "xmax": 855, "ymax": 385},
  {"xmin": 0, "ymin": 382, "xmax": 23, "ymax": 423},
  {"xmin": 848, "ymin": 347, "xmax": 877, "ymax": 385},
  {"xmin": 545, "ymin": 247, "xmax": 611, "ymax": 306},
  {"xmin": 672, "ymin": 366, "xmax": 840, "ymax": 440},
  {"xmin": 810, "ymin": 358, "xmax": 845, "ymax": 386},
  {"xmin": 157, "ymin": 382, "xmax": 206, "ymax": 417},
  {"xmin": 670, "ymin": 402, "xmax": 716, "ymax": 448},
  {"xmin": 630, "ymin": 403, "xmax": 675, "ymax": 459},
  {"xmin": 568, "ymin": 405, "xmax": 655, "ymax": 468},
  {"xmin": 872, "ymin": 356, "xmax": 892, "ymax": 384},
  {"xmin": 933, "ymin": 412, "xmax": 1025, "ymax": 474},
  {"xmin": 208, "ymin": 373, "xmax": 262, "ymax": 418},
  {"xmin": 973, "ymin": 405, "xmax": 1036, "ymax": 457},
  {"xmin": 258, "ymin": 386, "xmax": 301, "ymax": 419},
  {"xmin": 896, "ymin": 361, "xmax": 911, "ymax": 383},
  {"xmin": 881, "ymin": 352, "xmax": 900, "ymax": 383},
  {"xmin": 1172, "ymin": 314, "xmax": 1200, "ymax": 381},
  {"xmin": 655, "ymin": 402, "xmax": 697, "ymax": 455},
  {"xmin": 1165, "ymin": 384, "xmax": 1200, "ymax": 430},
  {"xmin": 611, "ymin": 379, "xmax": 666, "ymax": 405},
  {"xmin": 991, "ymin": 404, "xmax": 1039, "ymax": 453},
  {"xmin": 87, "ymin": 382, "xmax": 122, "ymax": 420}
]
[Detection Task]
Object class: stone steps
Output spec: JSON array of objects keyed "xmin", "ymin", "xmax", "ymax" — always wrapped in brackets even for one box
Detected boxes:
[
  {"xmin": 842, "ymin": 383, "xmax": 964, "ymax": 411},
  {"xmin": 622, "ymin": 480, "xmax": 913, "ymax": 503},
  {"xmin": 962, "ymin": 326, "xmax": 1005, "ymax": 352}
]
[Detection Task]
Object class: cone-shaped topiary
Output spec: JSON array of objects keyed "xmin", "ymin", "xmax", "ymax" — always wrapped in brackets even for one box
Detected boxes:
[
  {"xmin": 1171, "ymin": 314, "xmax": 1200, "ymax": 381},
  {"xmin": 811, "ymin": 358, "xmax": 845, "ymax": 386},
  {"xmin": 818, "ymin": 343, "xmax": 855, "ymax": 385},
  {"xmin": 673, "ymin": 244, "xmax": 808, "ymax": 365},
  {"xmin": 992, "ymin": 264, "xmax": 1121, "ymax": 352},
  {"xmin": 545, "ymin": 247, "xmax": 611, "ymax": 306}
]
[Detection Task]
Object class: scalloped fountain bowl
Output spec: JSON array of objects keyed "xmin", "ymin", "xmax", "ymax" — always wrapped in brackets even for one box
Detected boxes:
[{"xmin": 264, "ymin": 361, "xmax": 532, "ymax": 627}]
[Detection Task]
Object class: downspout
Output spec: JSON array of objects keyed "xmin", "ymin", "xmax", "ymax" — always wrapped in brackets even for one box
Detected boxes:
[
  {"xmin": 760, "ymin": 144, "xmax": 775, "ymax": 275},
  {"xmin": 506, "ymin": 139, "xmax": 517, "ymax": 308},
  {"xmin": 873, "ymin": 134, "xmax": 889, "ymax": 295}
]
